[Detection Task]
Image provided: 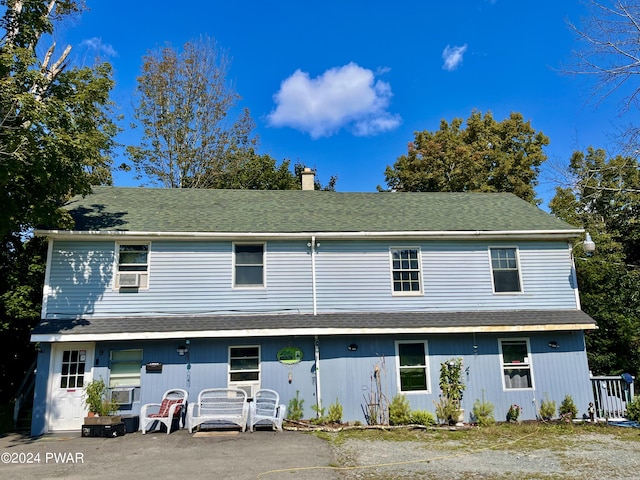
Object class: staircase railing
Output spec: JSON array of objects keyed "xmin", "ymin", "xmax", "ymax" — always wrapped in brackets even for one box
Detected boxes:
[
  {"xmin": 13, "ymin": 358, "xmax": 37, "ymax": 429},
  {"xmin": 590, "ymin": 374, "xmax": 635, "ymax": 420}
]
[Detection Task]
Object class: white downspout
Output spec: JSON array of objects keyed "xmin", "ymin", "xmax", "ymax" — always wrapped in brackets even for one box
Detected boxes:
[
  {"xmin": 314, "ymin": 335, "xmax": 322, "ymax": 418},
  {"xmin": 310, "ymin": 235, "xmax": 322, "ymax": 416},
  {"xmin": 569, "ymin": 241, "xmax": 582, "ymax": 310}
]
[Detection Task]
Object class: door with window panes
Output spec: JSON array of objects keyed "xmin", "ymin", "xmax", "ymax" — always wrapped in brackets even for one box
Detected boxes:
[{"xmin": 48, "ymin": 343, "xmax": 94, "ymax": 431}]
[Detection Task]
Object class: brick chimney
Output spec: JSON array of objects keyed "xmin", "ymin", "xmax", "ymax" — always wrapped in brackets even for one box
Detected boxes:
[{"xmin": 301, "ymin": 167, "xmax": 315, "ymax": 191}]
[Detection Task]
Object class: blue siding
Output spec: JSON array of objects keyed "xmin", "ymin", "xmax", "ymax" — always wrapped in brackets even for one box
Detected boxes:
[
  {"xmin": 33, "ymin": 331, "xmax": 593, "ymax": 434},
  {"xmin": 31, "ymin": 343, "xmax": 52, "ymax": 436},
  {"xmin": 44, "ymin": 239, "xmax": 577, "ymax": 318}
]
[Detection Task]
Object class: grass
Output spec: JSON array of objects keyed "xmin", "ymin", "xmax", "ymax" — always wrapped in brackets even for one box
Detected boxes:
[
  {"xmin": 320, "ymin": 421, "xmax": 640, "ymax": 452},
  {"xmin": 316, "ymin": 422, "xmax": 640, "ymax": 480}
]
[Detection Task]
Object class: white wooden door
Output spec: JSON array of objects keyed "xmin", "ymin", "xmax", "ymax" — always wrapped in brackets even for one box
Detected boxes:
[{"xmin": 48, "ymin": 343, "xmax": 95, "ymax": 431}]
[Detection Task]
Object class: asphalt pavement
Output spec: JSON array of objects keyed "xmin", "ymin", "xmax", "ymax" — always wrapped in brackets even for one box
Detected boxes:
[{"xmin": 0, "ymin": 428, "xmax": 339, "ymax": 480}]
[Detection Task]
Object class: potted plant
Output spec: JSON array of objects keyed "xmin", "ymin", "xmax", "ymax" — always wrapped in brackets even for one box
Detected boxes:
[
  {"xmin": 83, "ymin": 378, "xmax": 120, "ymax": 425},
  {"xmin": 434, "ymin": 357, "xmax": 466, "ymax": 425}
]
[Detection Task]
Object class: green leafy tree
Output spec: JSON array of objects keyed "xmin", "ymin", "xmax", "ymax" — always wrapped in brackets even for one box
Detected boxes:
[
  {"xmin": 0, "ymin": 0, "xmax": 118, "ymax": 402},
  {"xmin": 205, "ymin": 152, "xmax": 337, "ymax": 191},
  {"xmin": 383, "ymin": 111, "xmax": 549, "ymax": 204},
  {"xmin": 550, "ymin": 147, "xmax": 640, "ymax": 379},
  {"xmin": 1, "ymin": 0, "xmax": 117, "ymax": 238},
  {"xmin": 126, "ymin": 35, "xmax": 257, "ymax": 188}
]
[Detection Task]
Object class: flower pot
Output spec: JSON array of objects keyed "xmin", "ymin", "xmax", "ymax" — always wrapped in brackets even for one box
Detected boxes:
[
  {"xmin": 83, "ymin": 415, "xmax": 122, "ymax": 425},
  {"xmin": 455, "ymin": 408, "xmax": 465, "ymax": 427}
]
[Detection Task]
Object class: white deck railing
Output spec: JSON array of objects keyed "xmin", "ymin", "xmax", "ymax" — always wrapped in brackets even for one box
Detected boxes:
[{"xmin": 590, "ymin": 374, "xmax": 635, "ymax": 420}]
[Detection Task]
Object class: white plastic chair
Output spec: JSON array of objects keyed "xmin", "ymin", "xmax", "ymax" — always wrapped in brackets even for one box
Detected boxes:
[
  {"xmin": 249, "ymin": 389, "xmax": 286, "ymax": 432},
  {"xmin": 140, "ymin": 388, "xmax": 188, "ymax": 434}
]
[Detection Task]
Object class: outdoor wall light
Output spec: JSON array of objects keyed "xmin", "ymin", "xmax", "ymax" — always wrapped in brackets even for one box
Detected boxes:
[
  {"xmin": 177, "ymin": 345, "xmax": 189, "ymax": 356},
  {"xmin": 347, "ymin": 344, "xmax": 358, "ymax": 352},
  {"xmin": 548, "ymin": 341, "xmax": 559, "ymax": 349},
  {"xmin": 582, "ymin": 233, "xmax": 596, "ymax": 253}
]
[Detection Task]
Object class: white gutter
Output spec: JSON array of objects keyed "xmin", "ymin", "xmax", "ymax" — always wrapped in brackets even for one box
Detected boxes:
[
  {"xmin": 34, "ymin": 229, "xmax": 585, "ymax": 241},
  {"xmin": 314, "ymin": 335, "xmax": 322, "ymax": 418},
  {"xmin": 30, "ymin": 323, "xmax": 598, "ymax": 343},
  {"xmin": 569, "ymin": 241, "xmax": 582, "ymax": 310},
  {"xmin": 40, "ymin": 239, "xmax": 53, "ymax": 320},
  {"xmin": 310, "ymin": 236, "xmax": 321, "ymax": 416},
  {"xmin": 310, "ymin": 236, "xmax": 317, "ymax": 316}
]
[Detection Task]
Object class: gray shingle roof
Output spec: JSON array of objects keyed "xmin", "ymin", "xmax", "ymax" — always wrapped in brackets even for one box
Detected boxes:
[
  {"xmin": 31, "ymin": 310, "xmax": 596, "ymax": 340},
  {"xmin": 60, "ymin": 187, "xmax": 578, "ymax": 233}
]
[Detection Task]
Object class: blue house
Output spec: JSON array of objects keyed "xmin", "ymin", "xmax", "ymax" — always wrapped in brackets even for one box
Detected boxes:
[{"xmin": 30, "ymin": 181, "xmax": 597, "ymax": 435}]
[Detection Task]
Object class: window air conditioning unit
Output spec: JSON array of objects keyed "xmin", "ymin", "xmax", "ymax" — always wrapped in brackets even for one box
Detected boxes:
[
  {"xmin": 234, "ymin": 383, "xmax": 260, "ymax": 399},
  {"xmin": 117, "ymin": 272, "xmax": 140, "ymax": 288},
  {"xmin": 110, "ymin": 388, "xmax": 134, "ymax": 405}
]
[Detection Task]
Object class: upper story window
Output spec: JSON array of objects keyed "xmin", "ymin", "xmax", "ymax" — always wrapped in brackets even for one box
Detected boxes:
[
  {"xmin": 390, "ymin": 248, "xmax": 422, "ymax": 295},
  {"xmin": 500, "ymin": 339, "xmax": 533, "ymax": 390},
  {"xmin": 234, "ymin": 243, "xmax": 265, "ymax": 287},
  {"xmin": 395, "ymin": 341, "xmax": 430, "ymax": 393},
  {"xmin": 116, "ymin": 243, "xmax": 149, "ymax": 289},
  {"xmin": 490, "ymin": 247, "xmax": 522, "ymax": 293}
]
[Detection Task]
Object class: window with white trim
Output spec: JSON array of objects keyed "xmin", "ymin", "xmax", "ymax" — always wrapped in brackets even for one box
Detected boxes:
[
  {"xmin": 395, "ymin": 341, "xmax": 430, "ymax": 392},
  {"xmin": 60, "ymin": 349, "xmax": 87, "ymax": 388},
  {"xmin": 234, "ymin": 243, "xmax": 265, "ymax": 287},
  {"xmin": 109, "ymin": 349, "xmax": 143, "ymax": 387},
  {"xmin": 229, "ymin": 346, "xmax": 260, "ymax": 384},
  {"xmin": 490, "ymin": 247, "xmax": 522, "ymax": 293},
  {"xmin": 116, "ymin": 243, "xmax": 149, "ymax": 289},
  {"xmin": 390, "ymin": 248, "xmax": 422, "ymax": 295},
  {"xmin": 500, "ymin": 339, "xmax": 533, "ymax": 389}
]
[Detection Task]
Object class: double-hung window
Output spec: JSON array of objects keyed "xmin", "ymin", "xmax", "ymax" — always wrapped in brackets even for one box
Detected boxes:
[
  {"xmin": 109, "ymin": 349, "xmax": 143, "ymax": 388},
  {"xmin": 234, "ymin": 243, "xmax": 265, "ymax": 287},
  {"xmin": 116, "ymin": 243, "xmax": 149, "ymax": 289},
  {"xmin": 395, "ymin": 341, "xmax": 430, "ymax": 393},
  {"xmin": 490, "ymin": 247, "xmax": 522, "ymax": 293},
  {"xmin": 229, "ymin": 346, "xmax": 260, "ymax": 385},
  {"xmin": 500, "ymin": 339, "xmax": 533, "ymax": 389},
  {"xmin": 390, "ymin": 248, "xmax": 422, "ymax": 295}
]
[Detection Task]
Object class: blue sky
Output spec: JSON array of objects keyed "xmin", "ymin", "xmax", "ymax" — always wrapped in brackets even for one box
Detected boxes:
[{"xmin": 54, "ymin": 0, "xmax": 632, "ymax": 207}]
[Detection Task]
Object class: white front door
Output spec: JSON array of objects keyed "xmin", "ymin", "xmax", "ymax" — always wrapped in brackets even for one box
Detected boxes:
[{"xmin": 48, "ymin": 343, "xmax": 95, "ymax": 431}]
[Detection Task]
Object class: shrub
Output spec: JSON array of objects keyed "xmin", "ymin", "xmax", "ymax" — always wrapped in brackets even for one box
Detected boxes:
[
  {"xmin": 506, "ymin": 404, "xmax": 521, "ymax": 422},
  {"xmin": 539, "ymin": 395, "xmax": 556, "ymax": 421},
  {"xmin": 472, "ymin": 394, "xmax": 495, "ymax": 427},
  {"xmin": 559, "ymin": 395, "xmax": 578, "ymax": 422},
  {"xmin": 626, "ymin": 395, "xmax": 640, "ymax": 421},
  {"xmin": 434, "ymin": 396, "xmax": 459, "ymax": 425},
  {"xmin": 327, "ymin": 398, "xmax": 343, "ymax": 423},
  {"xmin": 310, "ymin": 404, "xmax": 326, "ymax": 424},
  {"xmin": 287, "ymin": 390, "xmax": 304, "ymax": 421},
  {"xmin": 410, "ymin": 409, "xmax": 435, "ymax": 426},
  {"xmin": 389, "ymin": 394, "xmax": 411, "ymax": 425}
]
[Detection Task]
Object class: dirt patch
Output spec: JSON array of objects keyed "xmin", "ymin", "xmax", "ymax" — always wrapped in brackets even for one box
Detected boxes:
[{"xmin": 327, "ymin": 424, "xmax": 640, "ymax": 479}]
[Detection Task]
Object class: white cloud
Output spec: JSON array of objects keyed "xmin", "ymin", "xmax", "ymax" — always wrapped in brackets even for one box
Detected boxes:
[
  {"xmin": 442, "ymin": 44, "xmax": 467, "ymax": 71},
  {"xmin": 80, "ymin": 37, "xmax": 118, "ymax": 58},
  {"xmin": 267, "ymin": 62, "xmax": 401, "ymax": 138}
]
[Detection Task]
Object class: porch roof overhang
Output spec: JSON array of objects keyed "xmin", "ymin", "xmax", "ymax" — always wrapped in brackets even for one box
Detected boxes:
[{"xmin": 30, "ymin": 310, "xmax": 597, "ymax": 343}]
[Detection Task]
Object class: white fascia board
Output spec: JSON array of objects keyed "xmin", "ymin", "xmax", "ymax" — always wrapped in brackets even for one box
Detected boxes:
[
  {"xmin": 34, "ymin": 229, "xmax": 585, "ymax": 242},
  {"xmin": 31, "ymin": 322, "xmax": 597, "ymax": 343}
]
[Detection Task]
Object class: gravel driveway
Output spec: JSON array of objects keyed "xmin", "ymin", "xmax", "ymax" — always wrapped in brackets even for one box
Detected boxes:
[{"xmin": 328, "ymin": 426, "xmax": 640, "ymax": 479}]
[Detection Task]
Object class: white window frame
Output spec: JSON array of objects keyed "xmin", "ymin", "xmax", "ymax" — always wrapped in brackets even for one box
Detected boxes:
[
  {"xmin": 232, "ymin": 242, "xmax": 266, "ymax": 289},
  {"xmin": 114, "ymin": 242, "xmax": 150, "ymax": 290},
  {"xmin": 488, "ymin": 246, "xmax": 523, "ymax": 294},
  {"xmin": 109, "ymin": 349, "xmax": 143, "ymax": 388},
  {"xmin": 395, "ymin": 340, "xmax": 430, "ymax": 394},
  {"xmin": 499, "ymin": 338, "xmax": 534, "ymax": 390},
  {"xmin": 228, "ymin": 345, "xmax": 261, "ymax": 388},
  {"xmin": 389, "ymin": 247, "xmax": 423, "ymax": 296}
]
